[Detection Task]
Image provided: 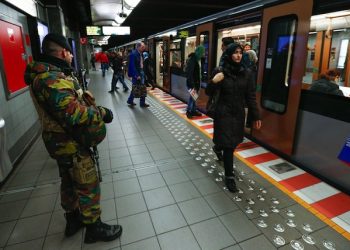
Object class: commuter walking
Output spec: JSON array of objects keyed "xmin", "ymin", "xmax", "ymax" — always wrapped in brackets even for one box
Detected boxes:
[
  {"xmin": 90, "ymin": 52, "xmax": 96, "ymax": 71},
  {"xmin": 185, "ymin": 45, "xmax": 205, "ymax": 119},
  {"xmin": 100, "ymin": 51, "xmax": 109, "ymax": 77},
  {"xmin": 127, "ymin": 42, "xmax": 149, "ymax": 107},
  {"xmin": 206, "ymin": 43, "xmax": 262, "ymax": 192},
  {"xmin": 110, "ymin": 51, "xmax": 129, "ymax": 92},
  {"xmin": 24, "ymin": 33, "xmax": 122, "ymax": 243}
]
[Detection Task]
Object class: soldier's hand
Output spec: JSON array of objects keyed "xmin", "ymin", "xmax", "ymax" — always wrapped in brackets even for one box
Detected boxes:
[
  {"xmin": 98, "ymin": 106, "xmax": 113, "ymax": 123},
  {"xmin": 83, "ymin": 91, "xmax": 96, "ymax": 106}
]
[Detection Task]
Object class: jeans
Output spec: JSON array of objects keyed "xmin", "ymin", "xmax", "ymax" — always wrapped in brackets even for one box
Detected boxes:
[
  {"xmin": 187, "ymin": 95, "xmax": 197, "ymax": 113},
  {"xmin": 111, "ymin": 72, "xmax": 128, "ymax": 91},
  {"xmin": 101, "ymin": 63, "xmax": 109, "ymax": 77}
]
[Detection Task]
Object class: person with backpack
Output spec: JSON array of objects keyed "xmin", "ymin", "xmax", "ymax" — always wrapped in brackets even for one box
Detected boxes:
[
  {"xmin": 109, "ymin": 51, "xmax": 129, "ymax": 92},
  {"xmin": 185, "ymin": 45, "xmax": 205, "ymax": 119}
]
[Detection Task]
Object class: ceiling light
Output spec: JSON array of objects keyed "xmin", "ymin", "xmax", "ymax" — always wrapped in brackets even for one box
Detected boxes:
[{"xmin": 124, "ymin": 0, "xmax": 141, "ymax": 8}]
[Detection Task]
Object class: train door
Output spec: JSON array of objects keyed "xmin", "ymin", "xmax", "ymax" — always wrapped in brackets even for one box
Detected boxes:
[
  {"xmin": 195, "ymin": 23, "xmax": 213, "ymax": 109},
  {"xmin": 155, "ymin": 40, "xmax": 163, "ymax": 87},
  {"xmin": 0, "ymin": 18, "xmax": 28, "ymax": 97},
  {"xmin": 252, "ymin": 0, "xmax": 313, "ymax": 155},
  {"xmin": 162, "ymin": 37, "xmax": 170, "ymax": 91}
]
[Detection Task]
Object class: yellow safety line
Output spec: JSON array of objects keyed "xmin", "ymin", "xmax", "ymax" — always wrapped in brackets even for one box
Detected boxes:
[{"xmin": 149, "ymin": 90, "xmax": 350, "ymax": 240}]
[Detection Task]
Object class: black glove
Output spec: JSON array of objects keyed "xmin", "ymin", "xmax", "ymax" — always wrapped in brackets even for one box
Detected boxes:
[{"xmin": 98, "ymin": 106, "xmax": 114, "ymax": 123}]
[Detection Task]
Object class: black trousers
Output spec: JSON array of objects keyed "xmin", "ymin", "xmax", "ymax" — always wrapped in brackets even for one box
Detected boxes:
[{"xmin": 215, "ymin": 145, "xmax": 238, "ymax": 177}]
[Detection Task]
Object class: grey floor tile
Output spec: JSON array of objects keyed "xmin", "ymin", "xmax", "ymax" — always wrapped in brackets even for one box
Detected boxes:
[
  {"xmin": 161, "ymin": 169, "xmax": 189, "ymax": 185},
  {"xmin": 239, "ymin": 235, "xmax": 276, "ymax": 250},
  {"xmin": 138, "ymin": 173, "xmax": 166, "ymax": 191},
  {"xmin": 0, "ymin": 200, "xmax": 27, "ymax": 223},
  {"xmin": 4, "ymin": 238, "xmax": 44, "ymax": 250},
  {"xmin": 121, "ymin": 237, "xmax": 160, "ymax": 250},
  {"xmin": 30, "ymin": 183, "xmax": 59, "ymax": 198},
  {"xmin": 192, "ymin": 177, "xmax": 222, "ymax": 196},
  {"xmin": 182, "ymin": 165, "xmax": 208, "ymax": 180},
  {"xmin": 8, "ymin": 213, "xmax": 51, "ymax": 245},
  {"xmin": 114, "ymin": 178, "xmax": 141, "ymax": 197},
  {"xmin": 126, "ymin": 138, "xmax": 144, "ymax": 147},
  {"xmin": 169, "ymin": 182, "xmax": 201, "ymax": 202},
  {"xmin": 101, "ymin": 199, "xmax": 117, "ymax": 221},
  {"xmin": 109, "ymin": 139, "xmax": 127, "ymax": 150},
  {"xmin": 47, "ymin": 210, "xmax": 65, "ymax": 235},
  {"xmin": 191, "ymin": 218, "xmax": 236, "ymax": 250},
  {"xmin": 149, "ymin": 204, "xmax": 187, "ymax": 234},
  {"xmin": 135, "ymin": 166, "xmax": 159, "ymax": 177},
  {"xmin": 222, "ymin": 245, "xmax": 242, "ymax": 250},
  {"xmin": 151, "ymin": 150, "xmax": 173, "ymax": 161},
  {"xmin": 110, "ymin": 148, "xmax": 130, "ymax": 158},
  {"xmin": 219, "ymin": 210, "xmax": 261, "ymax": 242},
  {"xmin": 112, "ymin": 170, "xmax": 136, "ymax": 181},
  {"xmin": 204, "ymin": 192, "xmax": 239, "ymax": 215},
  {"xmin": 0, "ymin": 221, "xmax": 16, "ymax": 247},
  {"xmin": 143, "ymin": 135, "xmax": 161, "ymax": 144},
  {"xmin": 7, "ymin": 171, "xmax": 40, "ymax": 188},
  {"xmin": 157, "ymin": 162, "xmax": 181, "ymax": 172},
  {"xmin": 0, "ymin": 191, "xmax": 31, "ymax": 204},
  {"xmin": 143, "ymin": 187, "xmax": 175, "ymax": 210},
  {"xmin": 178, "ymin": 197, "xmax": 216, "ymax": 225},
  {"xmin": 157, "ymin": 226, "xmax": 200, "ymax": 250},
  {"xmin": 310, "ymin": 226, "xmax": 350, "ymax": 250},
  {"xmin": 20, "ymin": 194, "xmax": 56, "ymax": 218},
  {"xmin": 131, "ymin": 153, "xmax": 154, "ymax": 165},
  {"xmin": 119, "ymin": 212, "xmax": 155, "ymax": 246},
  {"xmin": 116, "ymin": 193, "xmax": 147, "ymax": 218},
  {"xmin": 42, "ymin": 231, "xmax": 83, "ymax": 250},
  {"xmin": 101, "ymin": 182, "xmax": 115, "ymax": 200},
  {"xmin": 111, "ymin": 156, "xmax": 132, "ymax": 169},
  {"xmin": 128, "ymin": 144, "xmax": 149, "ymax": 154}
]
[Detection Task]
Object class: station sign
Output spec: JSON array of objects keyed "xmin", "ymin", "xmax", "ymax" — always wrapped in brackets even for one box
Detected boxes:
[
  {"xmin": 86, "ymin": 26, "xmax": 130, "ymax": 36},
  {"xmin": 178, "ymin": 30, "xmax": 189, "ymax": 38}
]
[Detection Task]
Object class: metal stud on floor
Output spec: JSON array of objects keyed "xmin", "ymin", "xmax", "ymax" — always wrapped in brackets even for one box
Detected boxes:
[
  {"xmin": 302, "ymin": 234, "xmax": 316, "ymax": 245},
  {"xmin": 286, "ymin": 209, "xmax": 295, "ymax": 217},
  {"xmin": 274, "ymin": 223, "xmax": 285, "ymax": 232},
  {"xmin": 322, "ymin": 240, "xmax": 336, "ymax": 250},
  {"xmin": 259, "ymin": 209, "xmax": 269, "ymax": 217},
  {"xmin": 302, "ymin": 223, "xmax": 313, "ymax": 232},
  {"xmin": 257, "ymin": 219, "xmax": 268, "ymax": 228},
  {"xmin": 290, "ymin": 240, "xmax": 304, "ymax": 250},
  {"xmin": 286, "ymin": 219, "xmax": 297, "ymax": 227},
  {"xmin": 273, "ymin": 235, "xmax": 286, "ymax": 246}
]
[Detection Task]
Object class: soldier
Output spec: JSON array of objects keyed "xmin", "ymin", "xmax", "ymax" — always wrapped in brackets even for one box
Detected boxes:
[{"xmin": 24, "ymin": 33, "xmax": 122, "ymax": 243}]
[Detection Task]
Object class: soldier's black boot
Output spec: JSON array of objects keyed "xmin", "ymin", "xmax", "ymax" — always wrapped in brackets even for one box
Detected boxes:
[
  {"xmin": 84, "ymin": 218, "xmax": 122, "ymax": 244},
  {"xmin": 225, "ymin": 176, "xmax": 238, "ymax": 193},
  {"xmin": 64, "ymin": 209, "xmax": 84, "ymax": 237}
]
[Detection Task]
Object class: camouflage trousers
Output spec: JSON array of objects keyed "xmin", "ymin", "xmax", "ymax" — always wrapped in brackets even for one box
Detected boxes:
[{"xmin": 57, "ymin": 152, "xmax": 101, "ymax": 224}]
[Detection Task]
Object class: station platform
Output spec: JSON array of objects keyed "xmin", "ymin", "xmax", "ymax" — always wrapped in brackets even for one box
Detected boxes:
[{"xmin": 0, "ymin": 70, "xmax": 349, "ymax": 249}]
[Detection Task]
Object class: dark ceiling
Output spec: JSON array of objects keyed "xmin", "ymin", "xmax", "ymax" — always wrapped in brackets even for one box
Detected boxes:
[{"xmin": 47, "ymin": 0, "xmax": 257, "ymax": 47}]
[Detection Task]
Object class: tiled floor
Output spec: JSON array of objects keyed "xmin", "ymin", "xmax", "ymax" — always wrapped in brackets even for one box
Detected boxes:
[{"xmin": 0, "ymin": 70, "xmax": 349, "ymax": 249}]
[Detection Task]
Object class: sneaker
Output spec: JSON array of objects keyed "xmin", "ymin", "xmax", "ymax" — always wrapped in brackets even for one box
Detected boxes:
[
  {"xmin": 225, "ymin": 176, "xmax": 238, "ymax": 193},
  {"xmin": 212, "ymin": 146, "xmax": 223, "ymax": 161},
  {"xmin": 127, "ymin": 101, "xmax": 136, "ymax": 106},
  {"xmin": 84, "ymin": 218, "xmax": 122, "ymax": 243},
  {"xmin": 140, "ymin": 103, "xmax": 150, "ymax": 108},
  {"xmin": 192, "ymin": 111, "xmax": 202, "ymax": 117},
  {"xmin": 186, "ymin": 111, "xmax": 193, "ymax": 119}
]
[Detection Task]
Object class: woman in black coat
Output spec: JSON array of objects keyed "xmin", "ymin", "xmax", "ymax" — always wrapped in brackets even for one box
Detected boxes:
[{"xmin": 206, "ymin": 43, "xmax": 262, "ymax": 192}]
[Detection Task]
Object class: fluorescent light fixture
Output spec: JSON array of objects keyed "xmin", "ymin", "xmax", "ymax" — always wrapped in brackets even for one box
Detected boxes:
[
  {"xmin": 124, "ymin": 0, "xmax": 141, "ymax": 8},
  {"xmin": 102, "ymin": 26, "xmax": 130, "ymax": 35},
  {"xmin": 6, "ymin": 0, "xmax": 37, "ymax": 17}
]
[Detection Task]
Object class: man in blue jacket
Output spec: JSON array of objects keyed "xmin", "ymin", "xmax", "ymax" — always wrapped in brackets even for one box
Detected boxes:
[{"xmin": 127, "ymin": 42, "xmax": 149, "ymax": 107}]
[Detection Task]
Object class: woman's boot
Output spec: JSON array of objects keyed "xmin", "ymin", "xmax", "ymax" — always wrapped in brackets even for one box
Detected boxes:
[{"xmin": 225, "ymin": 176, "xmax": 238, "ymax": 193}]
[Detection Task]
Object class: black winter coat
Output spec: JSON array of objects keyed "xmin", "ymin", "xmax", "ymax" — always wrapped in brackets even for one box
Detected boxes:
[
  {"xmin": 310, "ymin": 78, "xmax": 344, "ymax": 96},
  {"xmin": 206, "ymin": 66, "xmax": 260, "ymax": 148},
  {"xmin": 186, "ymin": 53, "xmax": 201, "ymax": 90}
]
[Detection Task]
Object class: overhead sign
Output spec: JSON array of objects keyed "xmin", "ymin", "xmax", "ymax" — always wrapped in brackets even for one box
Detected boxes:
[
  {"xmin": 102, "ymin": 26, "xmax": 130, "ymax": 35},
  {"xmin": 86, "ymin": 26, "xmax": 130, "ymax": 36},
  {"xmin": 178, "ymin": 30, "xmax": 189, "ymax": 38},
  {"xmin": 86, "ymin": 26, "xmax": 103, "ymax": 36}
]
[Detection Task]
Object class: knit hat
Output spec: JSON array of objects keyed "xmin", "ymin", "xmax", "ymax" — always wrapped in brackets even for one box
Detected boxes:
[{"xmin": 42, "ymin": 33, "xmax": 72, "ymax": 53}]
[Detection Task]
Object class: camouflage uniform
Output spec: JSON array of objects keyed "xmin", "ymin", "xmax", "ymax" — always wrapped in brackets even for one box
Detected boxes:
[{"xmin": 24, "ymin": 55, "xmax": 105, "ymax": 224}]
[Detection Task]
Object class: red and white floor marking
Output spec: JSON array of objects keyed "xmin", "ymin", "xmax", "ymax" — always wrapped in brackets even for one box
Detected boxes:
[{"xmin": 149, "ymin": 88, "xmax": 350, "ymax": 239}]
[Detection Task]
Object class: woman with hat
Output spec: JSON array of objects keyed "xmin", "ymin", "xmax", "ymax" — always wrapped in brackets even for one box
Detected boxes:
[{"xmin": 206, "ymin": 43, "xmax": 262, "ymax": 192}]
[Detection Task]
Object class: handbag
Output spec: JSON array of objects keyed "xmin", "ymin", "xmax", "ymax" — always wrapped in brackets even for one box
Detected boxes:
[
  {"xmin": 132, "ymin": 80, "xmax": 147, "ymax": 98},
  {"xmin": 206, "ymin": 87, "xmax": 221, "ymax": 118}
]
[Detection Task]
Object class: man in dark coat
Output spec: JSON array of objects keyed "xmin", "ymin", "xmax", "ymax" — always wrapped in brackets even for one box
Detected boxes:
[
  {"xmin": 186, "ymin": 45, "xmax": 205, "ymax": 119},
  {"xmin": 206, "ymin": 43, "xmax": 262, "ymax": 192}
]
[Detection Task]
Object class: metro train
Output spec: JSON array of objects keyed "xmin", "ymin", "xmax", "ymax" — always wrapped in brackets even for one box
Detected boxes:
[{"xmin": 118, "ymin": 0, "xmax": 350, "ymax": 193}]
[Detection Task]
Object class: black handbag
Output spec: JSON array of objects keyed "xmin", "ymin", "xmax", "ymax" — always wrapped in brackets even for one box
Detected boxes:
[
  {"xmin": 132, "ymin": 80, "xmax": 147, "ymax": 98},
  {"xmin": 206, "ymin": 87, "xmax": 221, "ymax": 118}
]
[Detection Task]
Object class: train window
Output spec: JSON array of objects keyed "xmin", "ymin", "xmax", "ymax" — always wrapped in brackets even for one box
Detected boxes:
[
  {"xmin": 261, "ymin": 15, "xmax": 297, "ymax": 114},
  {"xmin": 183, "ymin": 36, "xmax": 196, "ymax": 72},
  {"xmin": 170, "ymin": 39, "xmax": 182, "ymax": 68},
  {"xmin": 200, "ymin": 31, "xmax": 209, "ymax": 81}
]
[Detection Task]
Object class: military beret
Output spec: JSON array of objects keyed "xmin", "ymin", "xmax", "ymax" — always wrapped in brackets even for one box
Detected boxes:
[{"xmin": 43, "ymin": 33, "xmax": 72, "ymax": 53}]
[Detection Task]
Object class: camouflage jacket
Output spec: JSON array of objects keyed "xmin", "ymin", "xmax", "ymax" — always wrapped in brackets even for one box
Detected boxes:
[{"xmin": 24, "ymin": 55, "xmax": 106, "ymax": 159}]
